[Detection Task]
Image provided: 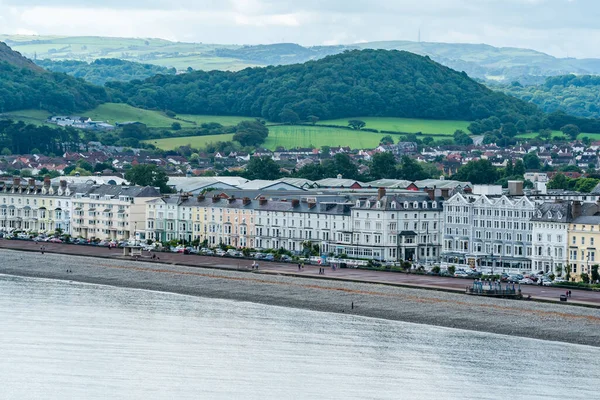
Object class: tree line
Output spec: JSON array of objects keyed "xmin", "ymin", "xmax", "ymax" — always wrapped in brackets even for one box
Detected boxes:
[
  {"xmin": 0, "ymin": 120, "xmax": 84, "ymax": 155},
  {"xmin": 35, "ymin": 58, "xmax": 177, "ymax": 86}
]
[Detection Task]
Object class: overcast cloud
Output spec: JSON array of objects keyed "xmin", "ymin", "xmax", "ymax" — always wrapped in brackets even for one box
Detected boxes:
[{"xmin": 0, "ymin": 0, "xmax": 596, "ymax": 58}]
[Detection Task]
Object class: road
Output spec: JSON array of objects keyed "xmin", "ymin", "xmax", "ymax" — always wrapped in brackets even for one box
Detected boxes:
[{"xmin": 2, "ymin": 239, "xmax": 599, "ymax": 307}]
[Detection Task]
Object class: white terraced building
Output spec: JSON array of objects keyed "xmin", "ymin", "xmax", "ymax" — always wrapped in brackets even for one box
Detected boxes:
[
  {"xmin": 441, "ymin": 192, "xmax": 536, "ymax": 272},
  {"xmin": 0, "ymin": 177, "xmax": 75, "ymax": 234}
]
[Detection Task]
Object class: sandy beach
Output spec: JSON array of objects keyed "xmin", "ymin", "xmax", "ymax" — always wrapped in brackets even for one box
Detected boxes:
[{"xmin": 2, "ymin": 248, "xmax": 599, "ymax": 347}]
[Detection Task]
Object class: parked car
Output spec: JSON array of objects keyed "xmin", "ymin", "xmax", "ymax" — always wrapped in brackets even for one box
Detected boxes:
[
  {"xmin": 553, "ymin": 277, "xmax": 567, "ymax": 283},
  {"xmin": 48, "ymin": 238, "xmax": 62, "ymax": 243},
  {"xmin": 254, "ymin": 253, "xmax": 265, "ymax": 259},
  {"xmin": 454, "ymin": 271, "xmax": 469, "ymax": 277},
  {"xmin": 264, "ymin": 254, "xmax": 275, "ymax": 261},
  {"xmin": 542, "ymin": 280, "xmax": 554, "ymax": 286},
  {"xmin": 215, "ymin": 249, "xmax": 226, "ymax": 257},
  {"xmin": 200, "ymin": 248, "xmax": 214, "ymax": 256},
  {"xmin": 519, "ymin": 278, "xmax": 534, "ymax": 285},
  {"xmin": 280, "ymin": 255, "xmax": 292, "ymax": 262}
]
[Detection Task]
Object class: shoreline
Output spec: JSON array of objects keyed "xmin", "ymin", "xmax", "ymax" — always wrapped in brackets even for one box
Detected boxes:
[{"xmin": 2, "ymin": 249, "xmax": 600, "ymax": 347}]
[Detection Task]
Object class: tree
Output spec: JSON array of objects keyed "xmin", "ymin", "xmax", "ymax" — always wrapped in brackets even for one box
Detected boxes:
[
  {"xmin": 561, "ymin": 124, "xmax": 580, "ymax": 140},
  {"xmin": 453, "ymin": 159, "xmax": 499, "ymax": 184},
  {"xmin": 171, "ymin": 122, "xmax": 182, "ymax": 130},
  {"xmin": 233, "ymin": 120, "xmax": 269, "ymax": 147},
  {"xmin": 501, "ymin": 122, "xmax": 518, "ymax": 138},
  {"xmin": 592, "ymin": 265, "xmax": 599, "ymax": 283},
  {"xmin": 547, "ymin": 173, "xmax": 569, "ymax": 190},
  {"xmin": 380, "ymin": 135, "xmax": 394, "ymax": 145},
  {"xmin": 522, "ymin": 153, "xmax": 541, "ymax": 170},
  {"xmin": 124, "ymin": 164, "xmax": 171, "ymax": 193},
  {"xmin": 397, "ymin": 156, "xmax": 428, "ymax": 180},
  {"xmin": 306, "ymin": 115, "xmax": 319, "ymax": 125},
  {"xmin": 453, "ymin": 129, "xmax": 473, "ymax": 146},
  {"xmin": 505, "ymin": 159, "xmax": 514, "ymax": 177},
  {"xmin": 370, "ymin": 152, "xmax": 397, "ymax": 180},
  {"xmin": 279, "ymin": 109, "xmax": 300, "ymax": 125},
  {"xmin": 348, "ymin": 120, "xmax": 366, "ymax": 130},
  {"xmin": 244, "ymin": 156, "xmax": 282, "ymax": 180},
  {"xmin": 329, "ymin": 153, "xmax": 359, "ymax": 180},
  {"xmin": 538, "ymin": 129, "xmax": 552, "ymax": 141},
  {"xmin": 1, "ymin": 147, "xmax": 12, "ymax": 155},
  {"xmin": 76, "ymin": 159, "xmax": 94, "ymax": 172},
  {"xmin": 515, "ymin": 119, "xmax": 527, "ymax": 133},
  {"xmin": 513, "ymin": 159, "xmax": 526, "ymax": 176}
]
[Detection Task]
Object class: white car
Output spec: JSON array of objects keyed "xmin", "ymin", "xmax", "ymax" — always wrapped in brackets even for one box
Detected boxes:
[
  {"xmin": 542, "ymin": 280, "xmax": 553, "ymax": 286},
  {"xmin": 215, "ymin": 249, "xmax": 226, "ymax": 256},
  {"xmin": 553, "ymin": 277, "xmax": 567, "ymax": 283},
  {"xmin": 519, "ymin": 278, "xmax": 534, "ymax": 285}
]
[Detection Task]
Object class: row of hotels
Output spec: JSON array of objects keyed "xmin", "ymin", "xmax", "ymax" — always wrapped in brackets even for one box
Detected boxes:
[{"xmin": 2, "ymin": 175, "xmax": 600, "ymax": 279}]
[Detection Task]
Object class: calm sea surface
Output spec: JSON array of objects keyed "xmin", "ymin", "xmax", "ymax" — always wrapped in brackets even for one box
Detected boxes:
[{"xmin": 1, "ymin": 274, "xmax": 598, "ymax": 400}]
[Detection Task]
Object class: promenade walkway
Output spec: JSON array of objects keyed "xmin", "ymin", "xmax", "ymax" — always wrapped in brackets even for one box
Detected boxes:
[{"xmin": 2, "ymin": 239, "xmax": 599, "ymax": 307}]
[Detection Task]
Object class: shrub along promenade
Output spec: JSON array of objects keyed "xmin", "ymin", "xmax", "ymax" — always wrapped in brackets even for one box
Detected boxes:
[{"xmin": 2, "ymin": 241, "xmax": 600, "ymax": 348}]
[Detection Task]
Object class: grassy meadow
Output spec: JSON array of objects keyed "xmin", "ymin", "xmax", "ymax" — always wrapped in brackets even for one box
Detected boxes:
[
  {"xmin": 145, "ymin": 134, "xmax": 236, "ymax": 150},
  {"xmin": 147, "ymin": 125, "xmax": 413, "ymax": 151},
  {"xmin": 318, "ymin": 117, "xmax": 470, "ymax": 135}
]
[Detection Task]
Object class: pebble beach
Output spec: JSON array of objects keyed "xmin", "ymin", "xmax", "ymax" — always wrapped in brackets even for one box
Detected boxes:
[{"xmin": 2, "ymin": 249, "xmax": 599, "ymax": 347}]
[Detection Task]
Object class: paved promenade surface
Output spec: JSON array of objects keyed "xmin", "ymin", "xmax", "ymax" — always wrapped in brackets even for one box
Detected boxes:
[{"xmin": 2, "ymin": 239, "xmax": 599, "ymax": 307}]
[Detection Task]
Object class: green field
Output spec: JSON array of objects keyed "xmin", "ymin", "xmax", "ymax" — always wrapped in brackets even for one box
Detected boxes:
[
  {"xmin": 146, "ymin": 134, "xmax": 235, "ymax": 150},
  {"xmin": 85, "ymin": 103, "xmax": 193, "ymax": 127},
  {"xmin": 147, "ymin": 125, "xmax": 413, "ymax": 151},
  {"xmin": 176, "ymin": 114, "xmax": 257, "ymax": 126},
  {"xmin": 318, "ymin": 117, "xmax": 470, "ymax": 135},
  {"xmin": 0, "ymin": 109, "xmax": 52, "ymax": 126}
]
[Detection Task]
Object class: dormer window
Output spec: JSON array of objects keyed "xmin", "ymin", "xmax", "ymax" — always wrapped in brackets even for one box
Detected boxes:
[
  {"xmin": 537, "ymin": 210, "xmax": 542, "ymax": 218},
  {"xmin": 422, "ymin": 201, "xmax": 428, "ymax": 209},
  {"xmin": 391, "ymin": 201, "xmax": 397, "ymax": 209},
  {"xmin": 432, "ymin": 201, "xmax": 437, "ymax": 208},
  {"xmin": 404, "ymin": 201, "xmax": 409, "ymax": 209},
  {"xmin": 413, "ymin": 201, "xmax": 419, "ymax": 209},
  {"xmin": 356, "ymin": 200, "xmax": 361, "ymax": 207},
  {"xmin": 376, "ymin": 201, "xmax": 381, "ymax": 209},
  {"xmin": 366, "ymin": 201, "xmax": 371, "ymax": 208},
  {"xmin": 547, "ymin": 212, "xmax": 553, "ymax": 219},
  {"xmin": 557, "ymin": 212, "xmax": 563, "ymax": 219}
]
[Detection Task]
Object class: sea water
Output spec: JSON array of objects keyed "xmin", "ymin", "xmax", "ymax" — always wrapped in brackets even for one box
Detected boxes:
[{"xmin": 0, "ymin": 275, "xmax": 598, "ymax": 400}]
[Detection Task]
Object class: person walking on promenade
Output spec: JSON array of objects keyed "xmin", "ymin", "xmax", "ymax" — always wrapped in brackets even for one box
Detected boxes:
[
  {"xmin": 252, "ymin": 261, "xmax": 257, "ymax": 269},
  {"xmin": 568, "ymin": 290, "xmax": 572, "ymax": 297},
  {"xmin": 298, "ymin": 263, "xmax": 301, "ymax": 271},
  {"xmin": 40, "ymin": 246, "xmax": 44, "ymax": 255},
  {"xmin": 301, "ymin": 263, "xmax": 304, "ymax": 270}
]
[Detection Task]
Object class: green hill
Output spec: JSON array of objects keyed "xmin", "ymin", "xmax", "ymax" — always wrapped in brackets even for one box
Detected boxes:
[
  {"xmin": 0, "ymin": 41, "xmax": 107, "ymax": 113},
  {"xmin": 107, "ymin": 49, "xmax": 539, "ymax": 122}
]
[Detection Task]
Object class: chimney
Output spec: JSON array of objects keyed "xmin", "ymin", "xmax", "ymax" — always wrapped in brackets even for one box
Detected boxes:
[
  {"xmin": 508, "ymin": 180, "xmax": 524, "ymax": 196},
  {"xmin": 60, "ymin": 180, "xmax": 67, "ymax": 188},
  {"xmin": 197, "ymin": 194, "xmax": 205, "ymax": 201},
  {"xmin": 228, "ymin": 197, "xmax": 236, "ymax": 204},
  {"xmin": 308, "ymin": 200, "xmax": 316, "ymax": 209},
  {"xmin": 291, "ymin": 199, "xmax": 300, "ymax": 208},
  {"xmin": 377, "ymin": 187, "xmax": 386, "ymax": 200},
  {"xmin": 43, "ymin": 175, "xmax": 51, "ymax": 186},
  {"xmin": 336, "ymin": 174, "xmax": 342, "ymax": 179},
  {"xmin": 425, "ymin": 188, "xmax": 435, "ymax": 201},
  {"xmin": 28, "ymin": 178, "xmax": 35, "ymax": 187},
  {"xmin": 441, "ymin": 188, "xmax": 451, "ymax": 199},
  {"xmin": 13, "ymin": 177, "xmax": 20, "ymax": 187},
  {"xmin": 259, "ymin": 197, "xmax": 267, "ymax": 206},
  {"xmin": 212, "ymin": 195, "xmax": 220, "ymax": 203},
  {"xmin": 243, "ymin": 197, "xmax": 251, "ymax": 206},
  {"xmin": 572, "ymin": 201, "xmax": 582, "ymax": 219}
]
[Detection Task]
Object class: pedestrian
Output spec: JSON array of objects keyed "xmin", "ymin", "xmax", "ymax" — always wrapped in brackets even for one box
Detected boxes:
[
  {"xmin": 256, "ymin": 262, "xmax": 259, "ymax": 270},
  {"xmin": 568, "ymin": 290, "xmax": 572, "ymax": 297},
  {"xmin": 566, "ymin": 290, "xmax": 569, "ymax": 297},
  {"xmin": 351, "ymin": 301, "xmax": 354, "ymax": 310},
  {"xmin": 301, "ymin": 263, "xmax": 304, "ymax": 270},
  {"xmin": 298, "ymin": 263, "xmax": 301, "ymax": 271}
]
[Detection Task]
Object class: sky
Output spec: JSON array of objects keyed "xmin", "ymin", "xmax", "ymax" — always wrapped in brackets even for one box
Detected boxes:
[{"xmin": 0, "ymin": 0, "xmax": 597, "ymax": 58}]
